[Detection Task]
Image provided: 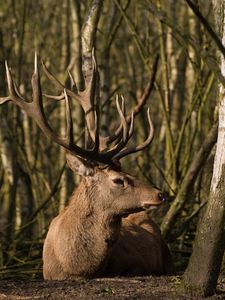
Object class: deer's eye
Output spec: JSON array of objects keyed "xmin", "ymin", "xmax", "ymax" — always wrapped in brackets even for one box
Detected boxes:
[{"xmin": 112, "ymin": 178, "xmax": 124, "ymax": 187}]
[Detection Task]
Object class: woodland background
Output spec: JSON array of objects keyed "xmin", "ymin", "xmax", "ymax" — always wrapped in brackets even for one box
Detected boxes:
[{"xmin": 0, "ymin": 0, "xmax": 223, "ymax": 283}]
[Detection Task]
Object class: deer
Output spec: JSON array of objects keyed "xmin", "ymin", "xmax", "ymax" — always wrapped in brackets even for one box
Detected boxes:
[{"xmin": 0, "ymin": 52, "xmax": 174, "ymax": 280}]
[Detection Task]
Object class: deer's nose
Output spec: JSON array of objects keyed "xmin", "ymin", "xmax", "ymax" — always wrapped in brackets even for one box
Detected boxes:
[{"xmin": 158, "ymin": 192, "xmax": 166, "ymax": 203}]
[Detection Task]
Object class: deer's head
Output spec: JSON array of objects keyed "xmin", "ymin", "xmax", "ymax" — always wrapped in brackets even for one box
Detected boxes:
[
  {"xmin": 0, "ymin": 52, "xmax": 164, "ymax": 218},
  {"xmin": 66, "ymin": 153, "xmax": 164, "ymax": 218}
]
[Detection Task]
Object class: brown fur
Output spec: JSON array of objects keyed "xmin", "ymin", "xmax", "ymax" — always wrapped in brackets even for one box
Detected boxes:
[
  {"xmin": 43, "ymin": 168, "xmax": 174, "ymax": 280},
  {"xmin": 103, "ymin": 212, "xmax": 174, "ymax": 276}
]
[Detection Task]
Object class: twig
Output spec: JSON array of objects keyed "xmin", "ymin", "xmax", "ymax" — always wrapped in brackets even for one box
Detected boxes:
[
  {"xmin": 184, "ymin": 0, "xmax": 225, "ymax": 58},
  {"xmin": 28, "ymin": 163, "xmax": 66, "ymax": 222},
  {"xmin": 14, "ymin": 163, "xmax": 66, "ymax": 240}
]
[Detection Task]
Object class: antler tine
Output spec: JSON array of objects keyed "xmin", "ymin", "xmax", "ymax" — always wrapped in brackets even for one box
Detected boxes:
[
  {"xmin": 0, "ymin": 61, "xmax": 30, "ymax": 110},
  {"xmin": 41, "ymin": 60, "xmax": 64, "ymax": 91},
  {"xmin": 113, "ymin": 108, "xmax": 154, "ymax": 160},
  {"xmin": 64, "ymin": 89, "xmax": 74, "ymax": 144},
  {"xmin": 0, "ymin": 63, "xmax": 11, "ymax": 103},
  {"xmin": 30, "ymin": 53, "xmax": 60, "ymax": 137},
  {"xmin": 6, "ymin": 60, "xmax": 27, "ymax": 102},
  {"xmin": 113, "ymin": 110, "xmax": 134, "ymax": 148},
  {"xmin": 102, "ymin": 55, "xmax": 158, "ymax": 148},
  {"xmin": 32, "ymin": 52, "xmax": 42, "ymax": 107},
  {"xmin": 68, "ymin": 70, "xmax": 77, "ymax": 91},
  {"xmin": 41, "ymin": 59, "xmax": 82, "ymax": 104},
  {"xmin": 13, "ymin": 81, "xmax": 26, "ymax": 101},
  {"xmin": 99, "ymin": 97, "xmax": 132, "ymax": 159},
  {"xmin": 116, "ymin": 95, "xmax": 127, "ymax": 142},
  {"xmin": 5, "ymin": 60, "xmax": 15, "ymax": 96},
  {"xmin": 92, "ymin": 110, "xmax": 100, "ymax": 153},
  {"xmin": 43, "ymin": 93, "xmax": 65, "ymax": 101},
  {"xmin": 0, "ymin": 97, "xmax": 9, "ymax": 105},
  {"xmin": 128, "ymin": 112, "xmax": 134, "ymax": 138},
  {"xmin": 100, "ymin": 96, "xmax": 133, "ymax": 149}
]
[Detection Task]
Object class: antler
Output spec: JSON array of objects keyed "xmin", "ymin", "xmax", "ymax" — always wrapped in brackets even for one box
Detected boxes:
[
  {"xmin": 43, "ymin": 51, "xmax": 157, "ymax": 149},
  {"xmin": 42, "ymin": 49, "xmax": 100, "ymax": 148},
  {"xmin": 0, "ymin": 54, "xmax": 101, "ymax": 161},
  {"xmin": 0, "ymin": 52, "xmax": 155, "ymax": 165}
]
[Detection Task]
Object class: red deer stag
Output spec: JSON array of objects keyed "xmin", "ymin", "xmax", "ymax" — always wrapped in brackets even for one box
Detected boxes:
[{"xmin": 0, "ymin": 53, "xmax": 174, "ymax": 279}]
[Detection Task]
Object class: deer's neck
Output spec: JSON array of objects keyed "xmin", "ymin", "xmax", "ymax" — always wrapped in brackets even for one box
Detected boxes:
[{"xmin": 61, "ymin": 180, "xmax": 121, "ymax": 277}]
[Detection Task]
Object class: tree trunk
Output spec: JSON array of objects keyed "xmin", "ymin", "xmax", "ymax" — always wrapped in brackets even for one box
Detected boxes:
[
  {"xmin": 81, "ymin": 0, "xmax": 103, "ymax": 147},
  {"xmin": 183, "ymin": 1, "xmax": 225, "ymax": 296}
]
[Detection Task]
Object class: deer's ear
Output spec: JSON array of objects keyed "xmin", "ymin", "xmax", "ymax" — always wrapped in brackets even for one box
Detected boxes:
[{"xmin": 66, "ymin": 152, "xmax": 95, "ymax": 176}]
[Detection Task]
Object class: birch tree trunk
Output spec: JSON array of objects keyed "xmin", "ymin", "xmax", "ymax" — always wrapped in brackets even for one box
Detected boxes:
[{"xmin": 183, "ymin": 1, "xmax": 225, "ymax": 296}]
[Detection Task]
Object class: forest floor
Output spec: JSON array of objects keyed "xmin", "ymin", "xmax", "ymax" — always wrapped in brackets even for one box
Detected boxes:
[{"xmin": 0, "ymin": 276, "xmax": 224, "ymax": 300}]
